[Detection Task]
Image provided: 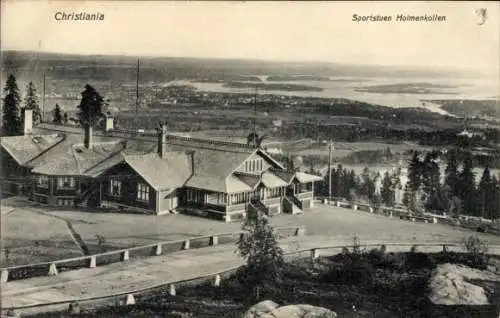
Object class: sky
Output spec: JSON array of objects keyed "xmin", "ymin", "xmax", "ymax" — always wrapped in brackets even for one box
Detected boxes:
[{"xmin": 1, "ymin": 1, "xmax": 499, "ymax": 74}]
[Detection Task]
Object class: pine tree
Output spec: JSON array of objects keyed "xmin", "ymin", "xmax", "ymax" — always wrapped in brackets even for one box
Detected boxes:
[
  {"xmin": 407, "ymin": 151, "xmax": 422, "ymax": 192},
  {"xmin": 2, "ymin": 74, "xmax": 22, "ymax": 136},
  {"xmin": 23, "ymin": 82, "xmax": 41, "ymax": 124},
  {"xmin": 458, "ymin": 152, "xmax": 476, "ymax": 216},
  {"xmin": 490, "ymin": 176, "xmax": 500, "ymax": 220},
  {"xmin": 422, "ymin": 151, "xmax": 442, "ymax": 210},
  {"xmin": 381, "ymin": 171, "xmax": 395, "ymax": 207},
  {"xmin": 444, "ymin": 150, "xmax": 459, "ymax": 197},
  {"xmin": 477, "ymin": 166, "xmax": 493, "ymax": 218},
  {"xmin": 237, "ymin": 212, "xmax": 284, "ymax": 299},
  {"xmin": 53, "ymin": 104, "xmax": 63, "ymax": 124},
  {"xmin": 77, "ymin": 84, "xmax": 105, "ymax": 127}
]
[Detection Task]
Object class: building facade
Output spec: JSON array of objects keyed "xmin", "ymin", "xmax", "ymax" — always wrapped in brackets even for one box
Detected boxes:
[{"xmin": 1, "ymin": 112, "xmax": 321, "ymax": 221}]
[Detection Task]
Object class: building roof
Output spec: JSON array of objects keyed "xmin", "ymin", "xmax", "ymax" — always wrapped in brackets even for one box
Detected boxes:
[
  {"xmin": 185, "ymin": 174, "xmax": 253, "ymax": 193},
  {"xmin": 261, "ymin": 171, "xmax": 289, "ymax": 188},
  {"xmin": 0, "ymin": 134, "xmax": 65, "ymax": 165},
  {"xmin": 295, "ymin": 171, "xmax": 323, "ymax": 183},
  {"xmin": 234, "ymin": 172, "xmax": 261, "ymax": 189},
  {"xmin": 31, "ymin": 141, "xmax": 125, "ymax": 176},
  {"xmin": 123, "ymin": 152, "xmax": 192, "ymax": 190}
]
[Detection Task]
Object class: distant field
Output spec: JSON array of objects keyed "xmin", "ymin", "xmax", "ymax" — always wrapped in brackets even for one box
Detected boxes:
[{"xmin": 2, "ymin": 197, "xmax": 499, "ymax": 267}]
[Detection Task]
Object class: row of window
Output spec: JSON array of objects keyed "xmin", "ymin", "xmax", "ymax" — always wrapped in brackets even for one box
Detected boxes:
[
  {"xmin": 36, "ymin": 176, "xmax": 76, "ymax": 189},
  {"xmin": 244, "ymin": 159, "xmax": 263, "ymax": 173},
  {"xmin": 108, "ymin": 179, "xmax": 150, "ymax": 202}
]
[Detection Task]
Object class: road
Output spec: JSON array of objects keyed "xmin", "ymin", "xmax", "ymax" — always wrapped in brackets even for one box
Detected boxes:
[{"xmin": 1, "ymin": 234, "xmax": 474, "ymax": 315}]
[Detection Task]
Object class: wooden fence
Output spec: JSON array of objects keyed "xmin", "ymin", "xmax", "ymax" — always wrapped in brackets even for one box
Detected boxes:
[
  {"xmin": 3, "ymin": 241, "xmax": 499, "ymax": 316},
  {"xmin": 0, "ymin": 225, "xmax": 305, "ymax": 283}
]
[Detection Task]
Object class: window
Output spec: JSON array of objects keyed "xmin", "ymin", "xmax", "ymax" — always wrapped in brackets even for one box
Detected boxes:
[
  {"xmin": 57, "ymin": 176, "xmax": 75, "ymax": 189},
  {"xmin": 57, "ymin": 198, "xmax": 74, "ymax": 206},
  {"xmin": 110, "ymin": 180, "xmax": 121, "ymax": 196},
  {"xmin": 37, "ymin": 175, "xmax": 49, "ymax": 188},
  {"xmin": 137, "ymin": 183, "xmax": 150, "ymax": 202}
]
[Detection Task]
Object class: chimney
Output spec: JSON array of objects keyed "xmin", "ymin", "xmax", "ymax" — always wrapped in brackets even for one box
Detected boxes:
[
  {"xmin": 23, "ymin": 109, "xmax": 33, "ymax": 135},
  {"xmin": 157, "ymin": 121, "xmax": 168, "ymax": 158},
  {"xmin": 105, "ymin": 113, "xmax": 114, "ymax": 132},
  {"xmin": 84, "ymin": 124, "xmax": 93, "ymax": 149}
]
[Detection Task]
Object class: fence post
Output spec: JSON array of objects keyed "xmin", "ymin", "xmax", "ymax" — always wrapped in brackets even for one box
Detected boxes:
[
  {"xmin": 48, "ymin": 263, "xmax": 58, "ymax": 276},
  {"xmin": 120, "ymin": 250, "xmax": 130, "ymax": 261},
  {"xmin": 295, "ymin": 227, "xmax": 306, "ymax": 236},
  {"xmin": 183, "ymin": 240, "xmax": 190, "ymax": 250},
  {"xmin": 213, "ymin": 274, "xmax": 221, "ymax": 287},
  {"xmin": 310, "ymin": 248, "xmax": 320, "ymax": 261},
  {"xmin": 152, "ymin": 244, "xmax": 162, "ymax": 256},
  {"xmin": 0, "ymin": 269, "xmax": 8, "ymax": 283},
  {"xmin": 169, "ymin": 284, "xmax": 176, "ymax": 296},
  {"xmin": 125, "ymin": 294, "xmax": 136, "ymax": 305},
  {"xmin": 89, "ymin": 256, "xmax": 97, "ymax": 268},
  {"xmin": 209, "ymin": 236, "xmax": 219, "ymax": 246}
]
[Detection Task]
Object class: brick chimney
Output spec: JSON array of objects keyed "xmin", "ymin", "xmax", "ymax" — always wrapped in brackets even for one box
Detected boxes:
[
  {"xmin": 23, "ymin": 109, "xmax": 33, "ymax": 135},
  {"xmin": 83, "ymin": 124, "xmax": 93, "ymax": 149},
  {"xmin": 157, "ymin": 121, "xmax": 168, "ymax": 158}
]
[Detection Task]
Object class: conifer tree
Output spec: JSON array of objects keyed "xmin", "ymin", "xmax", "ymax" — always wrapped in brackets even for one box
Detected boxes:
[
  {"xmin": 444, "ymin": 149, "xmax": 459, "ymax": 198},
  {"xmin": 2, "ymin": 75, "xmax": 22, "ymax": 136},
  {"xmin": 477, "ymin": 166, "xmax": 493, "ymax": 218},
  {"xmin": 458, "ymin": 152, "xmax": 476, "ymax": 216},
  {"xmin": 381, "ymin": 171, "xmax": 395, "ymax": 207},
  {"xmin": 53, "ymin": 104, "xmax": 63, "ymax": 124},
  {"xmin": 77, "ymin": 84, "xmax": 105, "ymax": 126},
  {"xmin": 23, "ymin": 82, "xmax": 41, "ymax": 124}
]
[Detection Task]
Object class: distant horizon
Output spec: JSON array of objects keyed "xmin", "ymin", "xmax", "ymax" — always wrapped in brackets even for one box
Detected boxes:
[{"xmin": 1, "ymin": 49, "xmax": 489, "ymax": 77}]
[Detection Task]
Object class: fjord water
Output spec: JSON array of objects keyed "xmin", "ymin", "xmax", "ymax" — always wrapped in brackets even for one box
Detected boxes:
[{"xmin": 170, "ymin": 75, "xmax": 498, "ymax": 115}]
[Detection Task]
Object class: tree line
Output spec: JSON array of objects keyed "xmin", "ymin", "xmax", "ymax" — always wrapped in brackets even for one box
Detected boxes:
[
  {"xmin": 311, "ymin": 149, "xmax": 499, "ymax": 220},
  {"xmin": 2, "ymin": 75, "xmax": 108, "ymax": 136},
  {"xmin": 313, "ymin": 164, "xmax": 402, "ymax": 208},
  {"xmin": 404, "ymin": 149, "xmax": 500, "ymax": 219}
]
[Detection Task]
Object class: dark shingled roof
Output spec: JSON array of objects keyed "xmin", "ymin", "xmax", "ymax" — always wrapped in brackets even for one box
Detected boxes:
[
  {"xmin": 31, "ymin": 141, "xmax": 125, "ymax": 176},
  {"xmin": 0, "ymin": 134, "xmax": 65, "ymax": 165},
  {"xmin": 123, "ymin": 152, "xmax": 192, "ymax": 190}
]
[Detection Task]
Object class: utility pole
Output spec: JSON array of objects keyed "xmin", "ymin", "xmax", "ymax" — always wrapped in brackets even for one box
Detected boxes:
[
  {"xmin": 253, "ymin": 86, "xmax": 257, "ymax": 146},
  {"xmin": 328, "ymin": 141, "xmax": 333, "ymax": 201},
  {"xmin": 42, "ymin": 72, "xmax": 46, "ymax": 122},
  {"xmin": 136, "ymin": 59, "xmax": 140, "ymax": 115}
]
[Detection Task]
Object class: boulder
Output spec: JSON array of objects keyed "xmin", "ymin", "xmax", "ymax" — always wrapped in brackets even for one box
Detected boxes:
[
  {"xmin": 428, "ymin": 263, "xmax": 500, "ymax": 305},
  {"xmin": 243, "ymin": 300, "xmax": 336, "ymax": 318},
  {"xmin": 243, "ymin": 300, "xmax": 279, "ymax": 318}
]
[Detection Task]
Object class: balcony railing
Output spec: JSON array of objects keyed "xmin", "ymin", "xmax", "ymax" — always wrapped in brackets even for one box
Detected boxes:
[{"xmin": 296, "ymin": 191, "xmax": 313, "ymax": 200}]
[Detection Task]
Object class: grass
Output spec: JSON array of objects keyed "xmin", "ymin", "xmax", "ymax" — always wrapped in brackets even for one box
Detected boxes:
[{"xmin": 2, "ymin": 198, "xmax": 500, "ymax": 267}]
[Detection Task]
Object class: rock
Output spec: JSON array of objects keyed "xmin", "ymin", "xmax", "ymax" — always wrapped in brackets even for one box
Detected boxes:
[
  {"xmin": 242, "ymin": 300, "xmax": 279, "ymax": 318},
  {"xmin": 428, "ymin": 263, "xmax": 500, "ymax": 305},
  {"xmin": 243, "ymin": 301, "xmax": 336, "ymax": 318}
]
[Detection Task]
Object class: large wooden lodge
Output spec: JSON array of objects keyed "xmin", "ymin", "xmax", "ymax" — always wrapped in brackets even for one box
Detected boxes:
[{"xmin": 1, "ymin": 110, "xmax": 321, "ymax": 221}]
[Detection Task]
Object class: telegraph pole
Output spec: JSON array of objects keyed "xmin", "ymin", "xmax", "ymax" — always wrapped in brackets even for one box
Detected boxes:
[
  {"xmin": 328, "ymin": 141, "xmax": 333, "ymax": 201},
  {"xmin": 42, "ymin": 72, "xmax": 46, "ymax": 122},
  {"xmin": 136, "ymin": 59, "xmax": 140, "ymax": 115},
  {"xmin": 253, "ymin": 86, "xmax": 257, "ymax": 146}
]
